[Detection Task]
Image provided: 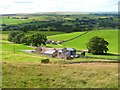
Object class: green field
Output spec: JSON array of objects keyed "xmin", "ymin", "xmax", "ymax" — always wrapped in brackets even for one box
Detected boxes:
[
  {"xmin": 0, "ymin": 16, "xmax": 32, "ymax": 25},
  {"xmin": 48, "ymin": 30, "xmax": 118, "ymax": 54},
  {"xmin": 2, "ymin": 30, "xmax": 119, "ymax": 60}
]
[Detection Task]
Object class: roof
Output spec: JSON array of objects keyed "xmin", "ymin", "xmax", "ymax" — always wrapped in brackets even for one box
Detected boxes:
[
  {"xmin": 42, "ymin": 50, "xmax": 56, "ymax": 55},
  {"xmin": 58, "ymin": 49, "xmax": 62, "ymax": 53},
  {"xmin": 64, "ymin": 52, "xmax": 71, "ymax": 56},
  {"xmin": 66, "ymin": 48, "xmax": 75, "ymax": 51}
]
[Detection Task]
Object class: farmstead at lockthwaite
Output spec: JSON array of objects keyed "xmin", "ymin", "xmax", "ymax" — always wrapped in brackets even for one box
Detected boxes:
[{"xmin": 1, "ymin": 11, "xmax": 119, "ymax": 88}]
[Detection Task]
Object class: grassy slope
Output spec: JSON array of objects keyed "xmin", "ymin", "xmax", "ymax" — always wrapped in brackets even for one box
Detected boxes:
[
  {"xmin": 3, "ymin": 62, "xmax": 118, "ymax": 88},
  {"xmin": 1, "ymin": 17, "xmax": 32, "ymax": 25},
  {"xmin": 48, "ymin": 30, "xmax": 118, "ymax": 54},
  {"xmin": 1, "ymin": 40, "xmax": 61, "ymax": 63}
]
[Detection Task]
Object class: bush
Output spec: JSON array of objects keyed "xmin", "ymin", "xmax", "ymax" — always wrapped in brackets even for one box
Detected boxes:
[{"xmin": 41, "ymin": 59, "xmax": 50, "ymax": 63}]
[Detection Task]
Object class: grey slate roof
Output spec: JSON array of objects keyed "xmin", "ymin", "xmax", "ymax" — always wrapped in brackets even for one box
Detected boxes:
[{"xmin": 42, "ymin": 50, "xmax": 56, "ymax": 55}]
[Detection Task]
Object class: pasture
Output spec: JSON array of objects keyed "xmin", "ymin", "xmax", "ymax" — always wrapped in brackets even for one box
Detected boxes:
[
  {"xmin": 48, "ymin": 30, "xmax": 118, "ymax": 53},
  {"xmin": 1, "ymin": 30, "xmax": 119, "ymax": 60},
  {"xmin": 2, "ymin": 62, "xmax": 118, "ymax": 88},
  {"xmin": 0, "ymin": 16, "xmax": 32, "ymax": 25},
  {"xmin": 48, "ymin": 30, "xmax": 119, "ymax": 59}
]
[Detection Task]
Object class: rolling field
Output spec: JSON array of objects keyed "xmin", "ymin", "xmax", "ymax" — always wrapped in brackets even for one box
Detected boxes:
[
  {"xmin": 0, "ymin": 16, "xmax": 32, "ymax": 25},
  {"xmin": 48, "ymin": 30, "xmax": 118, "ymax": 54},
  {"xmin": 1, "ymin": 30, "xmax": 119, "ymax": 60}
]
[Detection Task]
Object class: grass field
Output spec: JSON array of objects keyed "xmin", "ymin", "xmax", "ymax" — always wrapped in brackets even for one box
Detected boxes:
[
  {"xmin": 1, "ymin": 30, "xmax": 119, "ymax": 60},
  {"xmin": 48, "ymin": 30, "xmax": 119, "ymax": 59},
  {"xmin": 0, "ymin": 16, "xmax": 32, "ymax": 25},
  {"xmin": 2, "ymin": 62, "xmax": 118, "ymax": 88},
  {"xmin": 48, "ymin": 30, "xmax": 118, "ymax": 54}
]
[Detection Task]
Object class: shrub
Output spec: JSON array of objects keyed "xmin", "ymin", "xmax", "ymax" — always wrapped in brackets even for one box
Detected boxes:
[{"xmin": 41, "ymin": 59, "xmax": 50, "ymax": 63}]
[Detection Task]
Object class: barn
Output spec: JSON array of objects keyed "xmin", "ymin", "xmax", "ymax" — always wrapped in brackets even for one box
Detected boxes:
[{"xmin": 35, "ymin": 47, "xmax": 78, "ymax": 60}]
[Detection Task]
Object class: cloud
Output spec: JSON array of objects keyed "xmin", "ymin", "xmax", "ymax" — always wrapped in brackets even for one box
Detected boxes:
[
  {"xmin": 0, "ymin": 0, "xmax": 119, "ymax": 14},
  {"xmin": 15, "ymin": 1, "xmax": 33, "ymax": 4}
]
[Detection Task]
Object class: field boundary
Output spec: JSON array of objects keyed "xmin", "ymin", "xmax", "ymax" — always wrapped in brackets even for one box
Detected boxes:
[
  {"xmin": 63, "ymin": 60, "xmax": 120, "ymax": 64},
  {"xmin": 61, "ymin": 31, "xmax": 89, "ymax": 43}
]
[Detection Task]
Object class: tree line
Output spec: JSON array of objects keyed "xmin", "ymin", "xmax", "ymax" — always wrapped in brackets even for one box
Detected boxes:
[
  {"xmin": 8, "ymin": 31, "xmax": 47, "ymax": 46},
  {"xmin": 3, "ymin": 16, "xmax": 117, "ymax": 33}
]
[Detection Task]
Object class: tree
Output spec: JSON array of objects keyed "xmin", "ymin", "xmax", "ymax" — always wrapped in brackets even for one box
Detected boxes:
[
  {"xmin": 20, "ymin": 36, "xmax": 29, "ymax": 44},
  {"xmin": 12, "ymin": 32, "xmax": 25, "ymax": 44},
  {"xmin": 29, "ymin": 33, "xmax": 47, "ymax": 46},
  {"xmin": 8, "ymin": 31, "xmax": 20, "ymax": 42},
  {"xmin": 86, "ymin": 36, "xmax": 109, "ymax": 55}
]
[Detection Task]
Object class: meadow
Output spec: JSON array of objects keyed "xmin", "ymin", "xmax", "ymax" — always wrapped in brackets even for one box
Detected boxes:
[
  {"xmin": 3, "ymin": 62, "xmax": 118, "ymax": 88},
  {"xmin": 2, "ymin": 30, "xmax": 119, "ymax": 60},
  {"xmin": 0, "ymin": 16, "xmax": 32, "ymax": 25},
  {"xmin": 48, "ymin": 30, "xmax": 118, "ymax": 53},
  {"xmin": 48, "ymin": 30, "xmax": 119, "ymax": 60}
]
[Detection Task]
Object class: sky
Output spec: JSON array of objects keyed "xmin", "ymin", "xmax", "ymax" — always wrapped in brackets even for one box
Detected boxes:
[{"xmin": 0, "ymin": 0, "xmax": 119, "ymax": 14}]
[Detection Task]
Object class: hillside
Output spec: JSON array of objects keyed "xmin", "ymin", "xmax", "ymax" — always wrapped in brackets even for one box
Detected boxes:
[{"xmin": 48, "ymin": 30, "xmax": 118, "ymax": 54}]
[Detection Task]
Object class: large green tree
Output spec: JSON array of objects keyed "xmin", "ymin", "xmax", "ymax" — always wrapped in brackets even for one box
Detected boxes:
[
  {"xmin": 8, "ymin": 31, "xmax": 20, "ymax": 42},
  {"xmin": 12, "ymin": 32, "xmax": 25, "ymax": 44},
  {"xmin": 87, "ymin": 36, "xmax": 109, "ymax": 55},
  {"xmin": 29, "ymin": 33, "xmax": 47, "ymax": 46}
]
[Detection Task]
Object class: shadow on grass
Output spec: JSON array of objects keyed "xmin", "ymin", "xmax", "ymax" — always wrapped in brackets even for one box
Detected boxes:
[
  {"xmin": 104, "ymin": 53, "xmax": 120, "ymax": 56},
  {"xmin": 85, "ymin": 52, "xmax": 119, "ymax": 60}
]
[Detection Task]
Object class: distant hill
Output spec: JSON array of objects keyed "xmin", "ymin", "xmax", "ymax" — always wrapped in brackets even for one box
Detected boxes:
[{"xmin": 1, "ymin": 11, "xmax": 117, "ymax": 16}]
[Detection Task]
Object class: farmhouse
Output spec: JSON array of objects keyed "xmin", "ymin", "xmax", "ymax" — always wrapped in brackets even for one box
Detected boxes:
[{"xmin": 35, "ymin": 47, "xmax": 79, "ymax": 60}]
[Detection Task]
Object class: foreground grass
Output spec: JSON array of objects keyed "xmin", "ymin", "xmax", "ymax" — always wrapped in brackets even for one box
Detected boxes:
[{"xmin": 2, "ymin": 62, "xmax": 118, "ymax": 88}]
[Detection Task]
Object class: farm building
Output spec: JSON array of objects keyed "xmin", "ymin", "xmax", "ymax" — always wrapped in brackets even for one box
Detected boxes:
[{"xmin": 35, "ymin": 47, "xmax": 79, "ymax": 60}]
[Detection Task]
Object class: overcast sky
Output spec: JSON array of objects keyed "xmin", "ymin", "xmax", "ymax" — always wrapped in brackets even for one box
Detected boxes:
[{"xmin": 0, "ymin": 0, "xmax": 119, "ymax": 14}]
